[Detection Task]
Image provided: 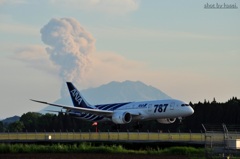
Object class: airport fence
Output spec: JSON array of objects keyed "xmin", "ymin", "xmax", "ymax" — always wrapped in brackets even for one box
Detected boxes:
[{"xmin": 202, "ymin": 124, "xmax": 240, "ymax": 158}]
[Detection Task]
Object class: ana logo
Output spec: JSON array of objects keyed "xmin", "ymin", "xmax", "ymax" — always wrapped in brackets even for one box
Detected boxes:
[
  {"xmin": 70, "ymin": 89, "xmax": 83, "ymax": 105},
  {"xmin": 138, "ymin": 103, "xmax": 147, "ymax": 108}
]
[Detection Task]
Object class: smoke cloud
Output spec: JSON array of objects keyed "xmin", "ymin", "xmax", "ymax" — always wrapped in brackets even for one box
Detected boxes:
[{"xmin": 40, "ymin": 18, "xmax": 95, "ymax": 97}]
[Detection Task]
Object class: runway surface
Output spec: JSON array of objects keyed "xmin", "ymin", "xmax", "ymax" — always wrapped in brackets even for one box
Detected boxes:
[{"xmin": 1, "ymin": 132, "xmax": 235, "ymax": 145}]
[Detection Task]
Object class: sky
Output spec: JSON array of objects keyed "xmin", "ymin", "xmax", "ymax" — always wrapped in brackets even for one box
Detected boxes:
[{"xmin": 0, "ymin": 0, "xmax": 239, "ymax": 119}]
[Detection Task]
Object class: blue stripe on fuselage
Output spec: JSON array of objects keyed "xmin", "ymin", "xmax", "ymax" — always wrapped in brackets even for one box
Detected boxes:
[
  {"xmin": 95, "ymin": 102, "xmax": 130, "ymax": 111},
  {"xmin": 71, "ymin": 102, "xmax": 130, "ymax": 122}
]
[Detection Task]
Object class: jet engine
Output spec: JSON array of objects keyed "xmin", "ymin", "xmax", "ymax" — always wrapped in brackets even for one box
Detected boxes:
[
  {"xmin": 156, "ymin": 118, "xmax": 176, "ymax": 124},
  {"xmin": 112, "ymin": 112, "xmax": 132, "ymax": 124}
]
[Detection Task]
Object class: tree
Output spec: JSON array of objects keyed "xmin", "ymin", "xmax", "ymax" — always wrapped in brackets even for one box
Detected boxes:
[
  {"xmin": 20, "ymin": 112, "xmax": 41, "ymax": 131},
  {"xmin": 8, "ymin": 121, "xmax": 24, "ymax": 132},
  {"xmin": 211, "ymin": 97, "xmax": 217, "ymax": 104},
  {"xmin": 0, "ymin": 121, "xmax": 4, "ymax": 132},
  {"xmin": 38, "ymin": 113, "xmax": 55, "ymax": 131}
]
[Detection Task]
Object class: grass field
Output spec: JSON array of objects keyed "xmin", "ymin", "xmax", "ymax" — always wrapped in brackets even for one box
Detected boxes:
[
  {"xmin": 0, "ymin": 143, "xmax": 205, "ymax": 159},
  {"xmin": 0, "ymin": 153, "xmax": 191, "ymax": 159}
]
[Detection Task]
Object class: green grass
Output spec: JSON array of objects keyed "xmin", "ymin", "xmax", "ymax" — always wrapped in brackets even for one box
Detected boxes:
[{"xmin": 0, "ymin": 143, "xmax": 204, "ymax": 157}]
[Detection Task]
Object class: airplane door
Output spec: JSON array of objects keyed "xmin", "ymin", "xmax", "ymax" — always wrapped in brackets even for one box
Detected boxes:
[
  {"xmin": 148, "ymin": 104, "xmax": 152, "ymax": 112},
  {"xmin": 170, "ymin": 102, "xmax": 175, "ymax": 110}
]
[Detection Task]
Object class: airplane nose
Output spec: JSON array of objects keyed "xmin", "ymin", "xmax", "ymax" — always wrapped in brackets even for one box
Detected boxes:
[
  {"xmin": 179, "ymin": 102, "xmax": 194, "ymax": 117},
  {"xmin": 189, "ymin": 107, "xmax": 194, "ymax": 115},
  {"xmin": 183, "ymin": 106, "xmax": 194, "ymax": 116}
]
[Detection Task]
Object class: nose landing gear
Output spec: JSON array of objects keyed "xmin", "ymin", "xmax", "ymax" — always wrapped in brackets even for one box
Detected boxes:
[{"xmin": 178, "ymin": 117, "xmax": 183, "ymax": 124}]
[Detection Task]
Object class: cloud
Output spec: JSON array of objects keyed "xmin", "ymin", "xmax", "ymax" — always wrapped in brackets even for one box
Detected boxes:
[
  {"xmin": 0, "ymin": 0, "xmax": 5, "ymax": 5},
  {"xmin": 11, "ymin": 17, "xmax": 147, "ymax": 96},
  {"xmin": 91, "ymin": 26, "xmax": 240, "ymax": 41},
  {"xmin": 1, "ymin": 0, "xmax": 140, "ymax": 15},
  {"xmin": 40, "ymin": 18, "xmax": 95, "ymax": 97},
  {"xmin": 0, "ymin": 0, "xmax": 26, "ymax": 5},
  {"xmin": 50, "ymin": 0, "xmax": 140, "ymax": 15},
  {"xmin": 12, "ymin": 45, "xmax": 58, "ymax": 75},
  {"xmin": 12, "ymin": 44, "xmax": 148, "ymax": 90},
  {"xmin": 0, "ymin": 23, "xmax": 38, "ymax": 36},
  {"xmin": 83, "ymin": 51, "xmax": 147, "ymax": 87},
  {"xmin": 95, "ymin": 51, "xmax": 143, "ymax": 69}
]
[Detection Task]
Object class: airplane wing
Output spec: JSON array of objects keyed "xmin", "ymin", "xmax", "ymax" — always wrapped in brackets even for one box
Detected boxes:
[
  {"xmin": 30, "ymin": 99, "xmax": 114, "ymax": 117},
  {"xmin": 31, "ymin": 99, "xmax": 141, "ymax": 117}
]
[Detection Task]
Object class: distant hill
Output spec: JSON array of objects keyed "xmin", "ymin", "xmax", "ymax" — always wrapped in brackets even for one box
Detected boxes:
[
  {"xmin": 40, "ymin": 80, "xmax": 171, "ymax": 113},
  {"xmin": 1, "ymin": 116, "xmax": 20, "ymax": 124},
  {"xmin": 82, "ymin": 80, "xmax": 171, "ymax": 104}
]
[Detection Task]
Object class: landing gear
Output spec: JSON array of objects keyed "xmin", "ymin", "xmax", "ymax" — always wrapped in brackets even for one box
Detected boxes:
[{"xmin": 178, "ymin": 117, "xmax": 183, "ymax": 124}]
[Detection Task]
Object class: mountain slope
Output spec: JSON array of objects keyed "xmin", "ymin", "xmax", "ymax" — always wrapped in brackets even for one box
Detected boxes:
[
  {"xmin": 82, "ymin": 80, "xmax": 171, "ymax": 104},
  {"xmin": 1, "ymin": 116, "xmax": 20, "ymax": 124}
]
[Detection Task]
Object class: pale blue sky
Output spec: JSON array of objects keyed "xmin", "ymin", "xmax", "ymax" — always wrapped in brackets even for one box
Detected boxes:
[{"xmin": 0, "ymin": 0, "xmax": 239, "ymax": 118}]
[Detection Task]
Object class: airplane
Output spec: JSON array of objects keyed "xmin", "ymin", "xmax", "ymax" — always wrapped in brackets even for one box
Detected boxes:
[{"xmin": 31, "ymin": 82, "xmax": 194, "ymax": 125}]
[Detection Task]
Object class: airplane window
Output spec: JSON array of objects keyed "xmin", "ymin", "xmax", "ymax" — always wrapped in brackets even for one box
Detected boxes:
[{"xmin": 181, "ymin": 104, "xmax": 189, "ymax": 107}]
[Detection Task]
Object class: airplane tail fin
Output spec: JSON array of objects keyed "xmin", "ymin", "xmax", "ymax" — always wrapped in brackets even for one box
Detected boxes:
[{"xmin": 66, "ymin": 82, "xmax": 90, "ymax": 108}]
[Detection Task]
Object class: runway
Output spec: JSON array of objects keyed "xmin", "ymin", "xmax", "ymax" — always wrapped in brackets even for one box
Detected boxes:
[{"xmin": 0, "ymin": 131, "xmax": 233, "ymax": 145}]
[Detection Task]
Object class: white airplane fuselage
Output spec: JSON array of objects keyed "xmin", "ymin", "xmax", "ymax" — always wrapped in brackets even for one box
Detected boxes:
[
  {"xmin": 69, "ymin": 99, "xmax": 194, "ymax": 124},
  {"xmin": 113, "ymin": 99, "xmax": 194, "ymax": 120}
]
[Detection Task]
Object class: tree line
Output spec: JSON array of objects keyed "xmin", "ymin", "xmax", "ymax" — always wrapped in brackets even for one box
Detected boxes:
[{"xmin": 1, "ymin": 97, "xmax": 239, "ymax": 133}]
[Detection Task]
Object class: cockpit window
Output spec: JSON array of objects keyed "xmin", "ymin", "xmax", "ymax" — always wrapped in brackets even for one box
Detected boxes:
[{"xmin": 181, "ymin": 104, "xmax": 189, "ymax": 107}]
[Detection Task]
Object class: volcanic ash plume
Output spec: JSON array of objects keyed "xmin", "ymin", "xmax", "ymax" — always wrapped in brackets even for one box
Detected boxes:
[{"xmin": 40, "ymin": 18, "xmax": 95, "ymax": 97}]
